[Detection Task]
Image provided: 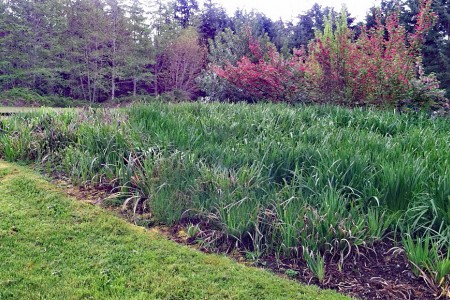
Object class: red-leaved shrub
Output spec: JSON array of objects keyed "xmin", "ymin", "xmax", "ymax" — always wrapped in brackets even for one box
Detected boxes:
[
  {"xmin": 212, "ymin": 36, "xmax": 306, "ymax": 102},
  {"xmin": 212, "ymin": 0, "xmax": 444, "ymax": 108}
]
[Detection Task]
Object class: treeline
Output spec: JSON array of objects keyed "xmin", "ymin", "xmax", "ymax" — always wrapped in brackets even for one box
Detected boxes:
[{"xmin": 0, "ymin": 0, "xmax": 449, "ymax": 106}]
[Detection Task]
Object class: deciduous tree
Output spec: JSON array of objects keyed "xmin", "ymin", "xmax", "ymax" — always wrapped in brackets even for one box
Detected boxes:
[{"xmin": 158, "ymin": 28, "xmax": 207, "ymax": 98}]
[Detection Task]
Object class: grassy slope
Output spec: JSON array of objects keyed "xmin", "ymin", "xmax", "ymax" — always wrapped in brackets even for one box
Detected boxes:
[{"xmin": 0, "ymin": 161, "xmax": 348, "ymax": 300}]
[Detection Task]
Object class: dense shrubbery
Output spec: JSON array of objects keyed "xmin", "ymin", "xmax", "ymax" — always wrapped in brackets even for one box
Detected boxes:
[
  {"xmin": 1, "ymin": 0, "xmax": 448, "ymax": 110},
  {"xmin": 212, "ymin": 37, "xmax": 304, "ymax": 103},
  {"xmin": 210, "ymin": 0, "xmax": 449, "ymax": 112},
  {"xmin": 0, "ymin": 88, "xmax": 90, "ymax": 107},
  {"xmin": 199, "ymin": 26, "xmax": 273, "ymax": 103},
  {"xmin": 1, "ymin": 103, "xmax": 449, "ymax": 295}
]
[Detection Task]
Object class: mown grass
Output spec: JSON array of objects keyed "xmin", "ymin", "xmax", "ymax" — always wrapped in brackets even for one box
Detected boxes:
[
  {"xmin": 0, "ymin": 101, "xmax": 449, "ymax": 292},
  {"xmin": 0, "ymin": 107, "xmax": 38, "ymax": 113},
  {"xmin": 0, "ymin": 160, "xmax": 347, "ymax": 299}
]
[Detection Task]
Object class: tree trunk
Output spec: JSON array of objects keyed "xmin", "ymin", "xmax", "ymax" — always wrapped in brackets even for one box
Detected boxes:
[
  {"xmin": 154, "ymin": 68, "xmax": 159, "ymax": 96},
  {"xmin": 111, "ymin": 38, "xmax": 116, "ymax": 101}
]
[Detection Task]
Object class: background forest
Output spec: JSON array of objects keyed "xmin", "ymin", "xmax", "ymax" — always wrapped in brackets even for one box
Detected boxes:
[{"xmin": 0, "ymin": 0, "xmax": 449, "ymax": 110}]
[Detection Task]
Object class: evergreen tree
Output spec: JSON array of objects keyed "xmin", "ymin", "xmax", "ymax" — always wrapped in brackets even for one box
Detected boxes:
[
  {"xmin": 65, "ymin": 0, "xmax": 111, "ymax": 101},
  {"xmin": 151, "ymin": 0, "xmax": 182, "ymax": 95},
  {"xmin": 383, "ymin": 0, "xmax": 449, "ymax": 96},
  {"xmin": 173, "ymin": 0, "xmax": 198, "ymax": 28},
  {"xmin": 106, "ymin": 0, "xmax": 130, "ymax": 100},
  {"xmin": 0, "ymin": 0, "xmax": 66, "ymax": 93},
  {"xmin": 126, "ymin": 0, "xmax": 153, "ymax": 96},
  {"xmin": 421, "ymin": 0, "xmax": 450, "ymax": 96},
  {"xmin": 199, "ymin": 0, "xmax": 229, "ymax": 44},
  {"xmin": 269, "ymin": 19, "xmax": 291, "ymax": 54},
  {"xmin": 290, "ymin": 14, "xmax": 315, "ymax": 49}
]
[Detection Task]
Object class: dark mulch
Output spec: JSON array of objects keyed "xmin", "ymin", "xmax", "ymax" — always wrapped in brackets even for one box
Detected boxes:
[
  {"xmin": 156, "ymin": 223, "xmax": 438, "ymax": 300},
  {"xmin": 271, "ymin": 241, "xmax": 435, "ymax": 299}
]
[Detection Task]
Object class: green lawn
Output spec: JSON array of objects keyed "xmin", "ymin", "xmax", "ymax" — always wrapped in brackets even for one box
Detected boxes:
[
  {"xmin": 0, "ymin": 107, "xmax": 73, "ymax": 113},
  {"xmin": 0, "ymin": 107, "xmax": 38, "ymax": 113},
  {"xmin": 0, "ymin": 160, "xmax": 348, "ymax": 300}
]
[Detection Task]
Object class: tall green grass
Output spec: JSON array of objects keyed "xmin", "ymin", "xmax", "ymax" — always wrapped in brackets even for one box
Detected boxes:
[{"xmin": 0, "ymin": 102, "xmax": 449, "ymax": 289}]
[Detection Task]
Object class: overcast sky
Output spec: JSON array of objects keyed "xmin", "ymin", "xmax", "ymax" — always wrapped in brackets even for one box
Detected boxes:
[{"xmin": 208, "ymin": 0, "xmax": 380, "ymax": 22}]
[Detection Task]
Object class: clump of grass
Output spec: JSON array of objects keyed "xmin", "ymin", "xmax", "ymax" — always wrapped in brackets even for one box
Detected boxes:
[
  {"xmin": 303, "ymin": 249, "xmax": 326, "ymax": 283},
  {"xmin": 402, "ymin": 233, "xmax": 450, "ymax": 296}
]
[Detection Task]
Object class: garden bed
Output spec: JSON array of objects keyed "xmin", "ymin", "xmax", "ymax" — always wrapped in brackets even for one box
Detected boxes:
[{"xmin": 1, "ymin": 102, "xmax": 449, "ymax": 298}]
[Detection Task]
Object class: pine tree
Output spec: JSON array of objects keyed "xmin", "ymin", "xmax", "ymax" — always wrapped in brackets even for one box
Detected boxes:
[
  {"xmin": 151, "ymin": 0, "xmax": 182, "ymax": 95},
  {"xmin": 290, "ymin": 14, "xmax": 315, "ymax": 50},
  {"xmin": 106, "ymin": 0, "xmax": 131, "ymax": 100},
  {"xmin": 173, "ymin": 0, "xmax": 198, "ymax": 28},
  {"xmin": 199, "ymin": 0, "xmax": 229, "ymax": 44},
  {"xmin": 126, "ymin": 0, "xmax": 153, "ymax": 96}
]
